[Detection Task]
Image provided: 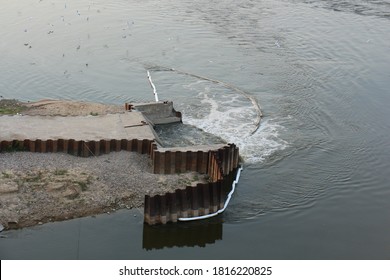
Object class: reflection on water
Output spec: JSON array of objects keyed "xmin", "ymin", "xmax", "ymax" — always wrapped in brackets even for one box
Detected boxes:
[{"xmin": 143, "ymin": 218, "xmax": 223, "ymax": 250}]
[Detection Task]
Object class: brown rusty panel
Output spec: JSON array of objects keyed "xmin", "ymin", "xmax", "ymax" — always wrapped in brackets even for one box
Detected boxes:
[
  {"xmin": 80, "ymin": 141, "xmax": 88, "ymax": 157},
  {"xmin": 226, "ymin": 145, "xmax": 233, "ymax": 173},
  {"xmin": 144, "ymin": 195, "xmax": 156, "ymax": 225},
  {"xmin": 159, "ymin": 195, "xmax": 167, "ymax": 224},
  {"xmin": 0, "ymin": 141, "xmax": 9, "ymax": 152},
  {"xmin": 109, "ymin": 139, "xmax": 115, "ymax": 153},
  {"xmin": 68, "ymin": 139, "xmax": 77, "ymax": 156},
  {"xmin": 154, "ymin": 195, "xmax": 162, "ymax": 224},
  {"xmin": 191, "ymin": 152, "xmax": 198, "ymax": 172},
  {"xmin": 46, "ymin": 139, "xmax": 53, "ymax": 153},
  {"xmin": 130, "ymin": 139, "xmax": 137, "ymax": 152},
  {"xmin": 185, "ymin": 151, "xmax": 192, "ymax": 172},
  {"xmin": 114, "ymin": 139, "xmax": 121, "ymax": 152},
  {"xmin": 231, "ymin": 145, "xmax": 238, "ymax": 170},
  {"xmin": 170, "ymin": 151, "xmax": 177, "ymax": 174},
  {"xmin": 152, "ymin": 151, "xmax": 160, "ymax": 174},
  {"xmin": 184, "ymin": 186, "xmax": 194, "ymax": 217},
  {"xmin": 174, "ymin": 151, "xmax": 182, "ymax": 173},
  {"xmin": 149, "ymin": 196, "xmax": 158, "ymax": 218},
  {"xmin": 34, "ymin": 139, "xmax": 40, "ymax": 153},
  {"xmin": 104, "ymin": 139, "xmax": 111, "ymax": 154},
  {"xmin": 159, "ymin": 151, "xmax": 166, "ymax": 174},
  {"xmin": 142, "ymin": 139, "xmax": 150, "ymax": 154},
  {"xmin": 48, "ymin": 139, "xmax": 56, "ymax": 153},
  {"xmin": 157, "ymin": 151, "xmax": 165, "ymax": 173},
  {"xmin": 178, "ymin": 189, "xmax": 189, "ymax": 219},
  {"xmin": 35, "ymin": 139, "xmax": 42, "ymax": 153},
  {"xmin": 97, "ymin": 139, "xmax": 105, "ymax": 154},
  {"xmin": 67, "ymin": 139, "xmax": 74, "ymax": 155},
  {"xmin": 211, "ymin": 156, "xmax": 220, "ymax": 181},
  {"xmin": 144, "ymin": 195, "xmax": 151, "ymax": 217},
  {"xmin": 201, "ymin": 151, "xmax": 209, "ymax": 174},
  {"xmin": 135, "ymin": 139, "xmax": 142, "ymax": 154},
  {"xmin": 164, "ymin": 151, "xmax": 172, "ymax": 174},
  {"xmin": 178, "ymin": 151, "xmax": 186, "ymax": 173},
  {"xmin": 207, "ymin": 151, "xmax": 214, "ymax": 178},
  {"xmin": 228, "ymin": 145, "xmax": 234, "ymax": 171},
  {"xmin": 196, "ymin": 151, "xmax": 204, "ymax": 173},
  {"xmin": 41, "ymin": 139, "xmax": 48, "ymax": 153},
  {"xmin": 14, "ymin": 140, "xmax": 24, "ymax": 152},
  {"xmin": 90, "ymin": 140, "xmax": 99, "ymax": 156},
  {"xmin": 64, "ymin": 139, "xmax": 70, "ymax": 154},
  {"xmin": 62, "ymin": 139, "xmax": 69, "ymax": 154},
  {"xmin": 233, "ymin": 146, "xmax": 239, "ymax": 168},
  {"xmin": 223, "ymin": 147, "xmax": 229, "ymax": 176},
  {"xmin": 150, "ymin": 142, "xmax": 157, "ymax": 159},
  {"xmin": 23, "ymin": 139, "xmax": 31, "ymax": 152},
  {"xmin": 87, "ymin": 141, "xmax": 96, "ymax": 157},
  {"xmin": 124, "ymin": 139, "xmax": 131, "ymax": 151},
  {"xmin": 190, "ymin": 186, "xmax": 199, "ymax": 211},
  {"xmin": 201, "ymin": 183, "xmax": 211, "ymax": 215},
  {"xmin": 57, "ymin": 139, "xmax": 64, "ymax": 153},
  {"xmin": 120, "ymin": 139, "xmax": 127, "ymax": 151},
  {"xmin": 210, "ymin": 182, "xmax": 220, "ymax": 213},
  {"xmin": 167, "ymin": 192, "xmax": 178, "ymax": 223}
]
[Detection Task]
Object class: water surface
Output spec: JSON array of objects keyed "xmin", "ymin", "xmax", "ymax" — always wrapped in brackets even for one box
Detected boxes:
[{"xmin": 1, "ymin": 0, "xmax": 390, "ymax": 259}]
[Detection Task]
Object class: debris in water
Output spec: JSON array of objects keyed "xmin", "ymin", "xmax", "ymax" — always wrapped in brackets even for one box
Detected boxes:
[{"xmin": 0, "ymin": 224, "xmax": 4, "ymax": 232}]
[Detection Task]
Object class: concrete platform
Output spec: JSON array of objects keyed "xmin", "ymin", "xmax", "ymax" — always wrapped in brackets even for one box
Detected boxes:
[
  {"xmin": 132, "ymin": 101, "xmax": 181, "ymax": 125},
  {"xmin": 0, "ymin": 112, "xmax": 156, "ymax": 141}
]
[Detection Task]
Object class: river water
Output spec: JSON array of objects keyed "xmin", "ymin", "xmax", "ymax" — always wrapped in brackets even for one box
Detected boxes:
[{"xmin": 1, "ymin": 0, "xmax": 390, "ymax": 259}]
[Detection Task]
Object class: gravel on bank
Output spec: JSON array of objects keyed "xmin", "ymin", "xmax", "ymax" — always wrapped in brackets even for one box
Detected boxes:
[{"xmin": 0, "ymin": 151, "xmax": 206, "ymax": 230}]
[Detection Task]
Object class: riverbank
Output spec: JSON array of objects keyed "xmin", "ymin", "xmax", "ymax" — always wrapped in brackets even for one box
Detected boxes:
[{"xmin": 0, "ymin": 99, "xmax": 207, "ymax": 230}]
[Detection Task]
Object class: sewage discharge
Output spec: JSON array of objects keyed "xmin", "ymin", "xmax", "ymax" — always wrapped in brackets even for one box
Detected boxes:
[{"xmin": 145, "ymin": 64, "xmax": 263, "ymax": 135}]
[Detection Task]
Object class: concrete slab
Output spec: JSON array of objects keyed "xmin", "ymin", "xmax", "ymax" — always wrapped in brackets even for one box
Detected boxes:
[
  {"xmin": 0, "ymin": 112, "xmax": 156, "ymax": 141},
  {"xmin": 133, "ymin": 101, "xmax": 182, "ymax": 125}
]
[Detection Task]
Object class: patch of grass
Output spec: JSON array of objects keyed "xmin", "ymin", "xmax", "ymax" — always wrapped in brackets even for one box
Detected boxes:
[
  {"xmin": 3, "ymin": 142, "xmax": 27, "ymax": 152},
  {"xmin": 90, "ymin": 112, "xmax": 99, "ymax": 116},
  {"xmin": 0, "ymin": 108, "xmax": 20, "ymax": 115},
  {"xmin": 77, "ymin": 181, "xmax": 88, "ymax": 191},
  {"xmin": 25, "ymin": 171, "xmax": 43, "ymax": 182},
  {"xmin": 53, "ymin": 169, "xmax": 68, "ymax": 176},
  {"xmin": 1, "ymin": 172, "xmax": 12, "ymax": 179},
  {"xmin": 0, "ymin": 99, "xmax": 26, "ymax": 115}
]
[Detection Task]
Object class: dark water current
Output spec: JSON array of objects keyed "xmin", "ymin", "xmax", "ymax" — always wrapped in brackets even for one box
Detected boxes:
[{"xmin": 1, "ymin": 0, "xmax": 390, "ymax": 259}]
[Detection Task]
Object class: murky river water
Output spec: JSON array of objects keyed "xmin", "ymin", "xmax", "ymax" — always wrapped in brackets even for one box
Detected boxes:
[{"xmin": 1, "ymin": 0, "xmax": 390, "ymax": 259}]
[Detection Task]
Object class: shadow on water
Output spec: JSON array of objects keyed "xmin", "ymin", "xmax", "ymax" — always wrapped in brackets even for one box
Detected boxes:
[{"xmin": 143, "ymin": 217, "xmax": 224, "ymax": 250}]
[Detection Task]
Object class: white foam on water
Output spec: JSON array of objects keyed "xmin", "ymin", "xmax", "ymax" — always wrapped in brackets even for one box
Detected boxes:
[{"xmin": 181, "ymin": 87, "xmax": 288, "ymax": 163}]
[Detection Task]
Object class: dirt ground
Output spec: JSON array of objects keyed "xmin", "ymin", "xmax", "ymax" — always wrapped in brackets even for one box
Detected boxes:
[
  {"xmin": 0, "ymin": 98, "xmax": 124, "ymax": 116},
  {"xmin": 0, "ymin": 99, "xmax": 206, "ymax": 230}
]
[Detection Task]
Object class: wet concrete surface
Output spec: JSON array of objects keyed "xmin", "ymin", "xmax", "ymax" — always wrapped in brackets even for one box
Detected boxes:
[{"xmin": 0, "ymin": 112, "xmax": 156, "ymax": 141}]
